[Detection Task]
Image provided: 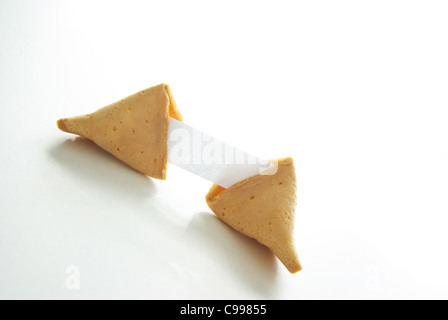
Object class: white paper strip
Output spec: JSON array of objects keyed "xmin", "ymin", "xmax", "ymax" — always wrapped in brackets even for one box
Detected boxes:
[{"xmin": 167, "ymin": 117, "xmax": 276, "ymax": 188}]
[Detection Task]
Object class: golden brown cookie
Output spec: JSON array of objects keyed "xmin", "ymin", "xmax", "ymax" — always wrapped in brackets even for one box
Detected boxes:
[
  {"xmin": 206, "ymin": 157, "xmax": 302, "ymax": 273},
  {"xmin": 57, "ymin": 84, "xmax": 182, "ymax": 179}
]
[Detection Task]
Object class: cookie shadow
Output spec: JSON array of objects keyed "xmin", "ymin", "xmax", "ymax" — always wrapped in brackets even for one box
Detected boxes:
[
  {"xmin": 184, "ymin": 212, "xmax": 279, "ymax": 297},
  {"xmin": 48, "ymin": 137, "xmax": 157, "ymax": 200},
  {"xmin": 49, "ymin": 137, "xmax": 279, "ymax": 296}
]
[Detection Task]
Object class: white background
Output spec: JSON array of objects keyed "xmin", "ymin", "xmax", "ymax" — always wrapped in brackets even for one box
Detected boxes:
[{"xmin": 1, "ymin": 0, "xmax": 447, "ymax": 300}]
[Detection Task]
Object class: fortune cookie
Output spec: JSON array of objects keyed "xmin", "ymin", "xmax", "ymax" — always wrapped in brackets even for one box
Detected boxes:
[
  {"xmin": 205, "ymin": 157, "xmax": 302, "ymax": 273},
  {"xmin": 57, "ymin": 84, "xmax": 182, "ymax": 179},
  {"xmin": 58, "ymin": 85, "xmax": 302, "ymax": 273}
]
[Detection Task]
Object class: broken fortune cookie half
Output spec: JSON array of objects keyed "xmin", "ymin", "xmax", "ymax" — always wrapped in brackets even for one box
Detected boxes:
[
  {"xmin": 57, "ymin": 83, "xmax": 183, "ymax": 180},
  {"xmin": 206, "ymin": 157, "xmax": 302, "ymax": 273}
]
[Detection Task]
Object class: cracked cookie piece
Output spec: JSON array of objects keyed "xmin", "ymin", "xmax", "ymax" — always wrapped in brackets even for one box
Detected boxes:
[
  {"xmin": 57, "ymin": 83, "xmax": 183, "ymax": 179},
  {"xmin": 205, "ymin": 157, "xmax": 302, "ymax": 273}
]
